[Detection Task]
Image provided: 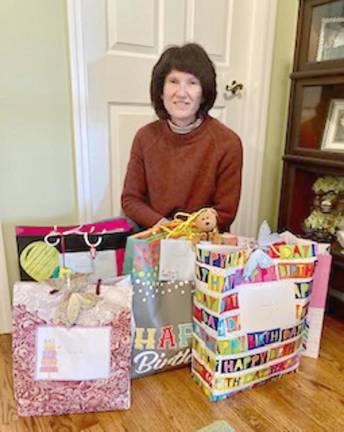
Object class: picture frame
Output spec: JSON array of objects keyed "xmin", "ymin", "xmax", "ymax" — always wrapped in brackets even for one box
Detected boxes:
[
  {"xmin": 316, "ymin": 17, "xmax": 344, "ymax": 62},
  {"xmin": 321, "ymin": 99, "xmax": 344, "ymax": 152}
]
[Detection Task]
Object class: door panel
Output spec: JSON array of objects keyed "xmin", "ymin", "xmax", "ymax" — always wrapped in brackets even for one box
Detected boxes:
[
  {"xmin": 108, "ymin": 0, "xmax": 159, "ymax": 54},
  {"xmin": 109, "ymin": 106, "xmax": 156, "ymax": 215},
  {"xmin": 194, "ymin": 0, "xmax": 229, "ymax": 60}
]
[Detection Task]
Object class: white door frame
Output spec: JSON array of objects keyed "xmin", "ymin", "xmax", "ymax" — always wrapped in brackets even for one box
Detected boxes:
[
  {"xmin": 67, "ymin": 0, "xmax": 278, "ymax": 237},
  {"xmin": 231, "ymin": 0, "xmax": 278, "ymax": 236},
  {"xmin": 0, "ymin": 223, "xmax": 11, "ymax": 334}
]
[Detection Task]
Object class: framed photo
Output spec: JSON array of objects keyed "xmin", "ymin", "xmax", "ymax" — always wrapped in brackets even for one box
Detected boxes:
[
  {"xmin": 316, "ymin": 17, "xmax": 344, "ymax": 62},
  {"xmin": 321, "ymin": 99, "xmax": 344, "ymax": 152}
]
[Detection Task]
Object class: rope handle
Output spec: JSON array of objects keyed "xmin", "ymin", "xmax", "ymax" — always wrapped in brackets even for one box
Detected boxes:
[{"xmin": 269, "ymin": 243, "xmax": 281, "ymax": 257}]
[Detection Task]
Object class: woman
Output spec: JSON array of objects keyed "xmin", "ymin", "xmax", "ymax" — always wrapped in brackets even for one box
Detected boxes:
[{"xmin": 121, "ymin": 43, "xmax": 243, "ymax": 232}]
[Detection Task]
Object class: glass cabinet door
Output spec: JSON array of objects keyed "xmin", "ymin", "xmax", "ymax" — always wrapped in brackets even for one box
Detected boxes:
[
  {"xmin": 308, "ymin": 0, "xmax": 344, "ymax": 62},
  {"xmin": 288, "ymin": 78, "xmax": 344, "ymax": 156},
  {"xmin": 297, "ymin": 0, "xmax": 344, "ymax": 69}
]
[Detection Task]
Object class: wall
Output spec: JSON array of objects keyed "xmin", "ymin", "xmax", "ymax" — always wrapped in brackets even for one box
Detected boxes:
[
  {"xmin": 0, "ymin": 0, "xmax": 77, "ymax": 288},
  {"xmin": 258, "ymin": 0, "xmax": 299, "ymax": 229}
]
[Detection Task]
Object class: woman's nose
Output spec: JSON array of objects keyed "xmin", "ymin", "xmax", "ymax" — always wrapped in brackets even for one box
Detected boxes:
[{"xmin": 176, "ymin": 83, "xmax": 187, "ymax": 96}]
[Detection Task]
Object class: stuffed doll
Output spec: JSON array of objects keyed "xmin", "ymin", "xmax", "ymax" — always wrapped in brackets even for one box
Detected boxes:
[
  {"xmin": 191, "ymin": 208, "xmax": 219, "ymax": 243},
  {"xmin": 142, "ymin": 208, "xmax": 219, "ymax": 248},
  {"xmin": 149, "ymin": 208, "xmax": 218, "ymax": 241}
]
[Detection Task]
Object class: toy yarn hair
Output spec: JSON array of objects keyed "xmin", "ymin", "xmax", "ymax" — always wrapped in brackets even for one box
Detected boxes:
[{"xmin": 159, "ymin": 208, "xmax": 214, "ymax": 239}]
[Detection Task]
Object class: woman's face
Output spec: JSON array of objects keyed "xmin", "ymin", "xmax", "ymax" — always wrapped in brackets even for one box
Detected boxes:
[{"xmin": 162, "ymin": 69, "xmax": 203, "ymax": 127}]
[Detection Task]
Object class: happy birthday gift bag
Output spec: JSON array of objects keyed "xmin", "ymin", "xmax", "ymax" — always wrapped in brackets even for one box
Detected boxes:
[
  {"xmin": 12, "ymin": 275, "xmax": 132, "ymax": 416},
  {"xmin": 130, "ymin": 237, "xmax": 194, "ymax": 378},
  {"xmin": 192, "ymin": 228, "xmax": 318, "ymax": 401}
]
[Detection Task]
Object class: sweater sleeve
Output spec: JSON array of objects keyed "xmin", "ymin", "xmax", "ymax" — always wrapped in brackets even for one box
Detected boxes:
[
  {"xmin": 213, "ymin": 134, "xmax": 243, "ymax": 231},
  {"xmin": 121, "ymin": 132, "xmax": 164, "ymax": 228}
]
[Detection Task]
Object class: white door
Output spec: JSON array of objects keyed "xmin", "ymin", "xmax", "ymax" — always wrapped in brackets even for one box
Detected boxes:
[{"xmin": 68, "ymin": 0, "xmax": 277, "ymax": 237}]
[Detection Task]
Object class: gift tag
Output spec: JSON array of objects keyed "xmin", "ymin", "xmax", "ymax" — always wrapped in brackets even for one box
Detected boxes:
[
  {"xmin": 59, "ymin": 250, "xmax": 117, "ymax": 280},
  {"xmin": 159, "ymin": 239, "xmax": 195, "ymax": 281},
  {"xmin": 238, "ymin": 280, "xmax": 296, "ymax": 332},
  {"xmin": 35, "ymin": 326, "xmax": 111, "ymax": 381},
  {"xmin": 60, "ymin": 251, "xmax": 93, "ymax": 274},
  {"xmin": 92, "ymin": 250, "xmax": 117, "ymax": 281}
]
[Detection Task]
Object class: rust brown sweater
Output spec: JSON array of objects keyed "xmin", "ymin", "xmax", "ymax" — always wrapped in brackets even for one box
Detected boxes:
[{"xmin": 121, "ymin": 116, "xmax": 243, "ymax": 231}]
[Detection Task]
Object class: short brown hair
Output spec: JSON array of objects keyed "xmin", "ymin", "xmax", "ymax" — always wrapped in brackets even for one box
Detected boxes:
[{"xmin": 150, "ymin": 43, "xmax": 217, "ymax": 119}]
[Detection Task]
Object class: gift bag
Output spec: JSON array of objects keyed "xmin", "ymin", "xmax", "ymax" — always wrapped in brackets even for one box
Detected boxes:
[
  {"xmin": 12, "ymin": 275, "xmax": 132, "ymax": 416},
  {"xmin": 192, "ymin": 224, "xmax": 318, "ymax": 401},
  {"xmin": 129, "ymin": 235, "xmax": 194, "ymax": 378},
  {"xmin": 16, "ymin": 218, "xmax": 132, "ymax": 282},
  {"xmin": 302, "ymin": 243, "xmax": 332, "ymax": 358}
]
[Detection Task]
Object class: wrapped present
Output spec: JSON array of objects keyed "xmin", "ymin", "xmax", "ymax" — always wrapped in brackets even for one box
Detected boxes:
[
  {"xmin": 16, "ymin": 218, "xmax": 133, "ymax": 282},
  {"xmin": 12, "ymin": 274, "xmax": 132, "ymax": 416},
  {"xmin": 192, "ymin": 222, "xmax": 318, "ymax": 401},
  {"xmin": 212, "ymin": 233, "xmax": 238, "ymax": 246}
]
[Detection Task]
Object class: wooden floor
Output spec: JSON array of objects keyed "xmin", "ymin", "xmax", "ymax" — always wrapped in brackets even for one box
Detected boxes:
[{"xmin": 1, "ymin": 316, "xmax": 344, "ymax": 432}]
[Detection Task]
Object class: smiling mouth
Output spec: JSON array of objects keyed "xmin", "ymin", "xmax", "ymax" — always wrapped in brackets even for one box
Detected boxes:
[{"xmin": 174, "ymin": 101, "xmax": 190, "ymax": 107}]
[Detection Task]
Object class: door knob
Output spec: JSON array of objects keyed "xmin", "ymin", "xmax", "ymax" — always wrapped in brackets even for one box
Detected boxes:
[{"xmin": 225, "ymin": 80, "xmax": 244, "ymax": 95}]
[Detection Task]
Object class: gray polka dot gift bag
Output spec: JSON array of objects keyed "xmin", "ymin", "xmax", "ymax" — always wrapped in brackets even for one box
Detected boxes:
[{"xmin": 124, "ymin": 232, "xmax": 195, "ymax": 378}]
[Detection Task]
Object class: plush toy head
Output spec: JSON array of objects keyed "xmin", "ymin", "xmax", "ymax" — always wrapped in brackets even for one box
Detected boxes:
[{"xmin": 194, "ymin": 208, "xmax": 218, "ymax": 232}]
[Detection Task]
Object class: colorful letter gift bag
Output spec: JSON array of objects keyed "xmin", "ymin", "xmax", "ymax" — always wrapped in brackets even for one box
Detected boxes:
[
  {"xmin": 16, "ymin": 218, "xmax": 133, "ymax": 282},
  {"xmin": 192, "ymin": 226, "xmax": 318, "ymax": 401},
  {"xmin": 12, "ymin": 275, "xmax": 132, "ymax": 416},
  {"xmin": 129, "ymin": 235, "xmax": 194, "ymax": 378}
]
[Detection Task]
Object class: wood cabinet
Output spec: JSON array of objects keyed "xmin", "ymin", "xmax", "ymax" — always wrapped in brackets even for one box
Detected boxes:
[{"xmin": 278, "ymin": 0, "xmax": 344, "ymax": 318}]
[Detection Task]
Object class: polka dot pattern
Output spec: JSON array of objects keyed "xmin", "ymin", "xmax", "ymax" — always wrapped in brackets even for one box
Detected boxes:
[{"xmin": 133, "ymin": 278, "xmax": 195, "ymax": 302}]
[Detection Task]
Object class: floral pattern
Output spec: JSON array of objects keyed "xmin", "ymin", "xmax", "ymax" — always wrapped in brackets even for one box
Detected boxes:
[{"xmin": 12, "ymin": 283, "xmax": 131, "ymax": 416}]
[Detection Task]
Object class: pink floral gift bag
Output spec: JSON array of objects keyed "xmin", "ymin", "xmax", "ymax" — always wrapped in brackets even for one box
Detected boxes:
[{"xmin": 12, "ymin": 275, "xmax": 132, "ymax": 416}]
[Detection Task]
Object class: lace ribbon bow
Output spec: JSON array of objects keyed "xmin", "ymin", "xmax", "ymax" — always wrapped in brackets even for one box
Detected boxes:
[{"xmin": 46, "ymin": 272, "xmax": 99, "ymax": 327}]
